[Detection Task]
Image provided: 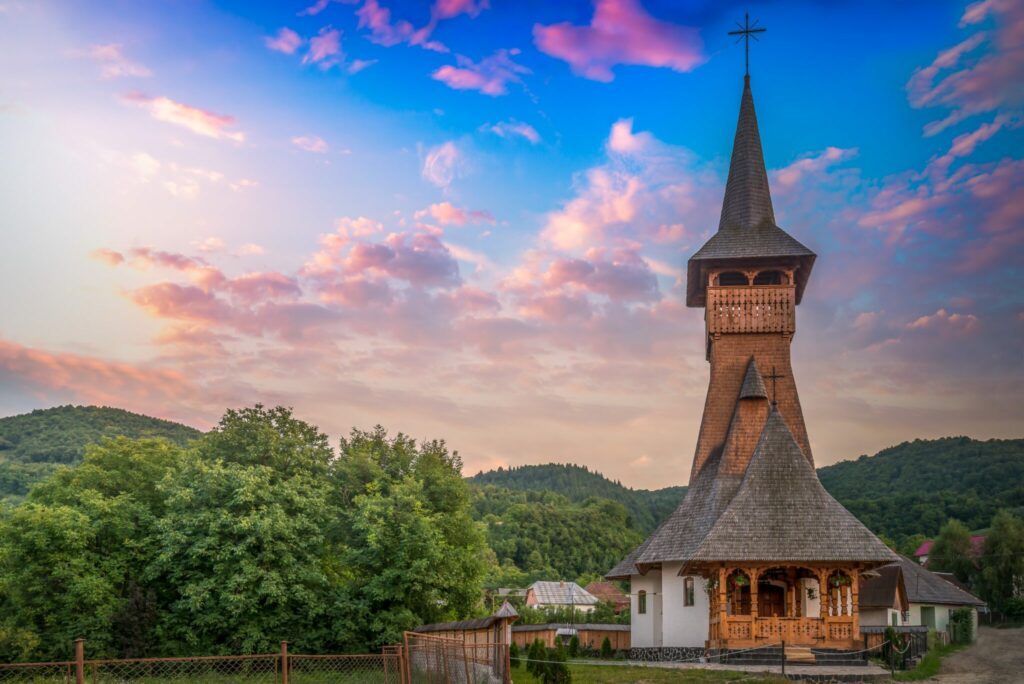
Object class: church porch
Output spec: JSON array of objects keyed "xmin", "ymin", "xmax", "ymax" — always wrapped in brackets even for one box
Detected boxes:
[{"xmin": 705, "ymin": 564, "xmax": 862, "ymax": 650}]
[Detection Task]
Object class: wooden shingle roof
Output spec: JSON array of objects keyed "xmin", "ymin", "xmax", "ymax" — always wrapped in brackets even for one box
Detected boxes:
[
  {"xmin": 688, "ymin": 409, "xmax": 898, "ymax": 563},
  {"xmin": 895, "ymin": 556, "xmax": 985, "ymax": 607},
  {"xmin": 739, "ymin": 357, "xmax": 768, "ymax": 399},
  {"xmin": 686, "ymin": 77, "xmax": 816, "ymax": 307}
]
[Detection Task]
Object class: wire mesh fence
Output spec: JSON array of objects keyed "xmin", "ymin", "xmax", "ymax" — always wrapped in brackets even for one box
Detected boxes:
[
  {"xmin": 0, "ymin": 642, "xmax": 404, "ymax": 684},
  {"xmin": 289, "ymin": 654, "xmax": 401, "ymax": 683},
  {"xmin": 402, "ymin": 633, "xmax": 508, "ymax": 684},
  {"xmin": 0, "ymin": 661, "xmax": 74, "ymax": 683},
  {"xmin": 88, "ymin": 654, "xmax": 279, "ymax": 683}
]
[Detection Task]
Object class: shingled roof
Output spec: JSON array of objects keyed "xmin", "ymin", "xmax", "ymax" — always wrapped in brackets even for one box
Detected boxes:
[
  {"xmin": 894, "ymin": 556, "xmax": 985, "ymax": 607},
  {"xmin": 688, "ymin": 409, "xmax": 898, "ymax": 563},
  {"xmin": 739, "ymin": 357, "xmax": 768, "ymax": 399},
  {"xmin": 686, "ymin": 76, "xmax": 816, "ymax": 307}
]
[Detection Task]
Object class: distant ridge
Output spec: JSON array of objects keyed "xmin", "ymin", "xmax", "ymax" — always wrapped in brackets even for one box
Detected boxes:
[
  {"xmin": 0, "ymin": 405, "xmax": 201, "ymax": 501},
  {"xmin": 468, "ymin": 462, "xmax": 687, "ymax": 534}
]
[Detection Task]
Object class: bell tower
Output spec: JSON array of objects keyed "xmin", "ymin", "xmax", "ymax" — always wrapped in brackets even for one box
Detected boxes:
[{"xmin": 686, "ymin": 75, "xmax": 817, "ymax": 481}]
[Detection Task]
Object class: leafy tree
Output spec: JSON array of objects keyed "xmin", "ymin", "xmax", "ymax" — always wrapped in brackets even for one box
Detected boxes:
[
  {"xmin": 150, "ymin": 458, "xmax": 334, "ymax": 655},
  {"xmin": 568, "ymin": 634, "xmax": 579, "ymax": 658},
  {"xmin": 0, "ymin": 438, "xmax": 185, "ymax": 660},
  {"xmin": 978, "ymin": 510, "xmax": 1024, "ymax": 614},
  {"xmin": 928, "ymin": 519, "xmax": 976, "ymax": 583},
  {"xmin": 331, "ymin": 427, "xmax": 486, "ymax": 650}
]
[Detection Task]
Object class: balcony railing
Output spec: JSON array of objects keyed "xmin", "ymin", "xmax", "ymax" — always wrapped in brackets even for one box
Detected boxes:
[{"xmin": 705, "ymin": 285, "xmax": 796, "ymax": 337}]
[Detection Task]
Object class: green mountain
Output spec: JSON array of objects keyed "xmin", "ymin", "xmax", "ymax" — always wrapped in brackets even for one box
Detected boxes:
[
  {"xmin": 468, "ymin": 463, "xmax": 687, "ymax": 534},
  {"xmin": 0, "ymin": 405, "xmax": 201, "ymax": 501},
  {"xmin": 817, "ymin": 436, "xmax": 1024, "ymax": 542}
]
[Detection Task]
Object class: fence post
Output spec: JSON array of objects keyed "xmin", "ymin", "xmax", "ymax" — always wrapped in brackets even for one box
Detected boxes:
[
  {"xmin": 280, "ymin": 641, "xmax": 289, "ymax": 684},
  {"xmin": 74, "ymin": 639, "xmax": 85, "ymax": 684},
  {"xmin": 780, "ymin": 639, "xmax": 785, "ymax": 677}
]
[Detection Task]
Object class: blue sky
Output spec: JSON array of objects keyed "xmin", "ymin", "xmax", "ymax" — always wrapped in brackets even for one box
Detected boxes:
[{"xmin": 1, "ymin": 0, "xmax": 1021, "ymax": 487}]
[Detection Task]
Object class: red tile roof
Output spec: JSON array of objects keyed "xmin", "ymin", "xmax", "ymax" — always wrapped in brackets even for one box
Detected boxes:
[{"xmin": 913, "ymin": 535, "xmax": 986, "ymax": 558}]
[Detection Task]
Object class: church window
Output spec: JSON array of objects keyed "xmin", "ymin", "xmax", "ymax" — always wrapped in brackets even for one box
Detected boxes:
[
  {"xmin": 717, "ymin": 271, "xmax": 748, "ymax": 286},
  {"xmin": 753, "ymin": 270, "xmax": 784, "ymax": 285},
  {"xmin": 638, "ymin": 590, "xmax": 647, "ymax": 614},
  {"xmin": 684, "ymin": 577, "xmax": 695, "ymax": 606}
]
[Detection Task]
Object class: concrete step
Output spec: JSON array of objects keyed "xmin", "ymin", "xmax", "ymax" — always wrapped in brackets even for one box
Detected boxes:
[{"xmin": 785, "ymin": 646, "xmax": 816, "ymax": 663}]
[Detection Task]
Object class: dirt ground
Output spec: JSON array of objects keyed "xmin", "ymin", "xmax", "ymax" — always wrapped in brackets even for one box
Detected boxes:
[{"xmin": 931, "ymin": 626, "xmax": 1024, "ymax": 683}]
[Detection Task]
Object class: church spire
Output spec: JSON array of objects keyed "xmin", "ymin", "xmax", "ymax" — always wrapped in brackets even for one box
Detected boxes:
[{"xmin": 719, "ymin": 76, "xmax": 776, "ymax": 231}]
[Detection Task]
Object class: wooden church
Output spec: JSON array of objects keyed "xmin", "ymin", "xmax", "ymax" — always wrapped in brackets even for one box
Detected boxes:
[{"xmin": 607, "ymin": 72, "xmax": 897, "ymax": 659}]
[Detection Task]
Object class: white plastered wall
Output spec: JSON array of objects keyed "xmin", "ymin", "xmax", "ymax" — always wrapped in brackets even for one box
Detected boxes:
[
  {"xmin": 661, "ymin": 562, "xmax": 710, "ymax": 647},
  {"xmin": 630, "ymin": 570, "xmax": 661, "ymax": 647}
]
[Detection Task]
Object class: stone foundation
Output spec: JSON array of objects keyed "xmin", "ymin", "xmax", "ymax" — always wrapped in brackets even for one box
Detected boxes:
[{"xmin": 628, "ymin": 646, "xmax": 705, "ymax": 662}]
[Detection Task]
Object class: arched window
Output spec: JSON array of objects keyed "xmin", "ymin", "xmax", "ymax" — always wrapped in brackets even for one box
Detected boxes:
[
  {"xmin": 753, "ymin": 270, "xmax": 785, "ymax": 285},
  {"xmin": 638, "ymin": 590, "xmax": 647, "ymax": 615},
  {"xmin": 684, "ymin": 577, "xmax": 695, "ymax": 607},
  {"xmin": 717, "ymin": 271, "xmax": 748, "ymax": 286}
]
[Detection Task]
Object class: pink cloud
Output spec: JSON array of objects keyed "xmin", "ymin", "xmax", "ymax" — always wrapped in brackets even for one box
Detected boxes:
[
  {"xmin": 87, "ymin": 43, "xmax": 151, "ymax": 79},
  {"xmin": 433, "ymin": 0, "xmax": 488, "ymax": 20},
  {"xmin": 773, "ymin": 147, "xmax": 858, "ymax": 189},
  {"xmin": 417, "ymin": 202, "xmax": 494, "ymax": 226},
  {"xmin": 130, "ymin": 283, "xmax": 232, "ymax": 323},
  {"xmin": 342, "ymin": 233, "xmax": 462, "ymax": 288},
  {"xmin": 292, "ymin": 135, "xmax": 330, "ymax": 153},
  {"xmin": 265, "ymin": 27, "xmax": 304, "ymax": 55},
  {"xmin": 421, "ymin": 141, "xmax": 463, "ymax": 189},
  {"xmin": 347, "ymin": 59, "xmax": 377, "ymax": 74},
  {"xmin": 91, "ymin": 248, "xmax": 125, "ymax": 266},
  {"xmin": 906, "ymin": 0, "xmax": 1024, "ymax": 135},
  {"xmin": 299, "ymin": 0, "xmax": 332, "ymax": 16},
  {"xmin": 533, "ymin": 0, "xmax": 705, "ymax": 82},
  {"xmin": 356, "ymin": 0, "xmax": 416, "ymax": 47},
  {"xmin": 303, "ymin": 27, "xmax": 343, "ymax": 68},
  {"xmin": 486, "ymin": 120, "xmax": 541, "ymax": 144},
  {"xmin": 907, "ymin": 308, "xmax": 979, "ymax": 333},
  {"xmin": 123, "ymin": 92, "xmax": 245, "ymax": 142},
  {"xmin": 432, "ymin": 49, "xmax": 529, "ymax": 96},
  {"xmin": 225, "ymin": 272, "xmax": 302, "ymax": 304}
]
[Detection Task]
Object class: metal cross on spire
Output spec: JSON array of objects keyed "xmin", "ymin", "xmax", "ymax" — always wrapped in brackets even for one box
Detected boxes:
[
  {"xmin": 728, "ymin": 12, "xmax": 766, "ymax": 77},
  {"xmin": 765, "ymin": 365, "xmax": 785, "ymax": 406}
]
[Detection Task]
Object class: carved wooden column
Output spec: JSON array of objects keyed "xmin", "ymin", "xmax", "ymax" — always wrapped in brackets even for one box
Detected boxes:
[
  {"xmin": 850, "ymin": 568, "xmax": 860, "ymax": 642},
  {"xmin": 750, "ymin": 567, "xmax": 760, "ymax": 638},
  {"xmin": 718, "ymin": 566, "xmax": 728, "ymax": 642}
]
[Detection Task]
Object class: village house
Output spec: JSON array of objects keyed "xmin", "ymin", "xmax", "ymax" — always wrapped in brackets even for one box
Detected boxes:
[
  {"xmin": 607, "ymin": 70, "xmax": 899, "ymax": 663},
  {"xmin": 913, "ymin": 535, "xmax": 986, "ymax": 566},
  {"xmin": 583, "ymin": 581, "xmax": 630, "ymax": 613},
  {"xmin": 524, "ymin": 581, "xmax": 598, "ymax": 613}
]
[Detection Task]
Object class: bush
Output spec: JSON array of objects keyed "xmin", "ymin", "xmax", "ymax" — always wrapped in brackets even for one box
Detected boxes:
[
  {"xmin": 600, "ymin": 636, "xmax": 612, "ymax": 659},
  {"xmin": 948, "ymin": 608, "xmax": 974, "ymax": 644},
  {"xmin": 568, "ymin": 634, "xmax": 579, "ymax": 658},
  {"xmin": 542, "ymin": 644, "xmax": 571, "ymax": 684},
  {"xmin": 509, "ymin": 641, "xmax": 520, "ymax": 668},
  {"xmin": 526, "ymin": 639, "xmax": 545, "ymax": 677}
]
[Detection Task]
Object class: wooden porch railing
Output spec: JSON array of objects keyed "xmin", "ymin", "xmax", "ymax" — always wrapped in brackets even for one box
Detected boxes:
[{"xmin": 705, "ymin": 285, "xmax": 795, "ymax": 336}]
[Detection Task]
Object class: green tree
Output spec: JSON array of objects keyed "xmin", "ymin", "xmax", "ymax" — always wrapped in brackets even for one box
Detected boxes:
[
  {"xmin": 927, "ymin": 519, "xmax": 976, "ymax": 583},
  {"xmin": 0, "ymin": 438, "xmax": 185, "ymax": 660},
  {"xmin": 978, "ymin": 510, "xmax": 1024, "ymax": 614},
  {"xmin": 331, "ymin": 427, "xmax": 486, "ymax": 650},
  {"xmin": 600, "ymin": 636, "xmax": 612, "ymax": 659},
  {"xmin": 509, "ymin": 641, "xmax": 520, "ymax": 668},
  {"xmin": 568, "ymin": 634, "xmax": 579, "ymax": 657}
]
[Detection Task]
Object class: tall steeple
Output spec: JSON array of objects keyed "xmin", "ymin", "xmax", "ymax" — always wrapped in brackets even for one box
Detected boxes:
[{"xmin": 719, "ymin": 76, "xmax": 775, "ymax": 231}]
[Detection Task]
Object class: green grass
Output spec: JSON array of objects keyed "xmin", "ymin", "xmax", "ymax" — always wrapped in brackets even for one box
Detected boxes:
[
  {"xmin": 893, "ymin": 642, "xmax": 966, "ymax": 681},
  {"xmin": 510, "ymin": 661, "xmax": 783, "ymax": 683}
]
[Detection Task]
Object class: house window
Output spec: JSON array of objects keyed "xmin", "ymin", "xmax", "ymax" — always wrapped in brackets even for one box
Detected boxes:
[
  {"xmin": 684, "ymin": 577, "xmax": 695, "ymax": 607},
  {"xmin": 638, "ymin": 590, "xmax": 647, "ymax": 615}
]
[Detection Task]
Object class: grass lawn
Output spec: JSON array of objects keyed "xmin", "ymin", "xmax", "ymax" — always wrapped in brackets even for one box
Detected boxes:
[
  {"xmin": 510, "ymin": 662, "xmax": 784, "ymax": 683},
  {"xmin": 893, "ymin": 642, "xmax": 966, "ymax": 681}
]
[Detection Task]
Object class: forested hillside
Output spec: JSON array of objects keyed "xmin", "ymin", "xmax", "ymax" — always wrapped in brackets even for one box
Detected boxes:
[
  {"xmin": 817, "ymin": 437, "xmax": 1024, "ymax": 541},
  {"xmin": 0, "ymin": 406, "xmax": 201, "ymax": 501},
  {"xmin": 468, "ymin": 463, "xmax": 686, "ymax": 533},
  {"xmin": 2, "ymin": 405, "xmax": 1022, "ymax": 585}
]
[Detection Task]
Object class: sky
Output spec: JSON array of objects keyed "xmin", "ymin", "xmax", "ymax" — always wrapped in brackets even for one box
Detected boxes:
[{"xmin": 1, "ymin": 0, "xmax": 1022, "ymax": 489}]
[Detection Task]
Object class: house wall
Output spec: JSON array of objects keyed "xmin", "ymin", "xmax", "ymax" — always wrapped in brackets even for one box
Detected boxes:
[
  {"xmin": 630, "ymin": 571, "xmax": 661, "ymax": 648},
  {"xmin": 908, "ymin": 604, "xmax": 978, "ymax": 641},
  {"xmin": 861, "ymin": 608, "xmax": 904, "ymax": 627},
  {"xmin": 660, "ymin": 562, "xmax": 709, "ymax": 647},
  {"xmin": 798, "ymin": 577, "xmax": 821, "ymax": 618}
]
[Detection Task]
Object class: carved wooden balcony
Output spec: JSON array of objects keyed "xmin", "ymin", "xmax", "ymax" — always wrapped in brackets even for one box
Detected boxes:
[{"xmin": 705, "ymin": 285, "xmax": 796, "ymax": 337}]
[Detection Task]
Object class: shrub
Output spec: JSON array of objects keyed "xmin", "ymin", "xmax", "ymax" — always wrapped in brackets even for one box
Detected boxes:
[
  {"xmin": 509, "ymin": 641, "xmax": 520, "ymax": 668},
  {"xmin": 600, "ymin": 636, "xmax": 612, "ymax": 659},
  {"xmin": 526, "ymin": 639, "xmax": 545, "ymax": 677},
  {"xmin": 568, "ymin": 634, "xmax": 579, "ymax": 658},
  {"xmin": 948, "ymin": 608, "xmax": 974, "ymax": 644},
  {"xmin": 542, "ymin": 644, "xmax": 571, "ymax": 684}
]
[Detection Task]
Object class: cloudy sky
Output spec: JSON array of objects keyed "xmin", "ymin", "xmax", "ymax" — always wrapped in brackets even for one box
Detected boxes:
[{"xmin": 1, "ymin": 0, "xmax": 1021, "ymax": 488}]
